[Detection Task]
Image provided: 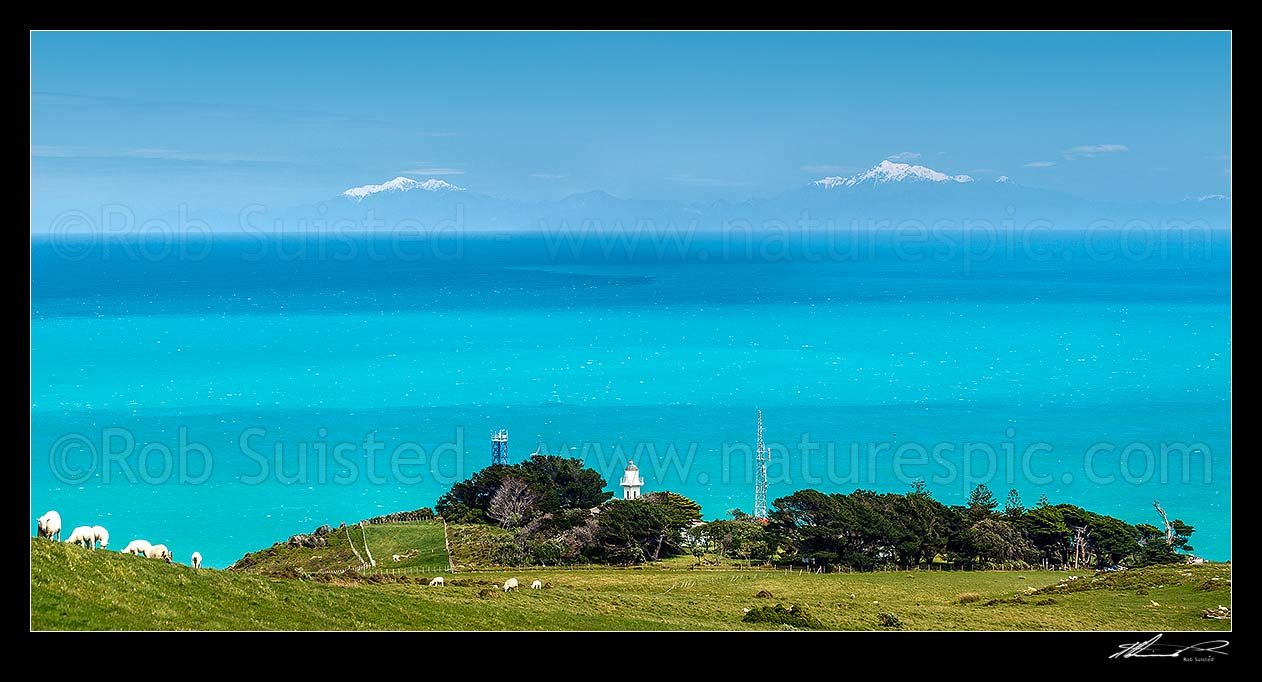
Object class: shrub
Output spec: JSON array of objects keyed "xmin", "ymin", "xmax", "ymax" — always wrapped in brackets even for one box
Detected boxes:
[
  {"xmin": 528, "ymin": 539, "xmax": 565, "ymax": 566},
  {"xmin": 957, "ymin": 592, "xmax": 981, "ymax": 604},
  {"xmin": 877, "ymin": 612, "xmax": 903, "ymax": 628},
  {"xmin": 742, "ymin": 603, "xmax": 823, "ymax": 629},
  {"xmin": 1035, "ymin": 598, "xmax": 1057, "ymax": 606}
]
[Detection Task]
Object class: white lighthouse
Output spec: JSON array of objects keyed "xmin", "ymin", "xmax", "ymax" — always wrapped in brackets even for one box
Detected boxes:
[{"xmin": 620, "ymin": 460, "xmax": 644, "ymax": 500}]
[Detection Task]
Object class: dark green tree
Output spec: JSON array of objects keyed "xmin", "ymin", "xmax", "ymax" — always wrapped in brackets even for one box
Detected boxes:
[
  {"xmin": 435, "ymin": 456, "xmax": 611, "ymax": 525},
  {"xmin": 1023, "ymin": 505, "xmax": 1070, "ymax": 565},
  {"xmin": 1086, "ymin": 515, "xmax": 1140, "ymax": 568},
  {"xmin": 594, "ymin": 492, "xmax": 704, "ymax": 564},
  {"xmin": 707, "ymin": 519, "xmax": 736, "ymax": 558},
  {"xmin": 1003, "ymin": 489, "xmax": 1025, "ymax": 519},
  {"xmin": 729, "ymin": 519, "xmax": 771, "ymax": 565},
  {"xmin": 889, "ymin": 492, "xmax": 954, "ymax": 567},
  {"xmin": 1150, "ymin": 502, "xmax": 1196, "ymax": 554},
  {"xmin": 435, "ymin": 464, "xmax": 514, "ymax": 523},
  {"xmin": 966, "ymin": 484, "xmax": 999, "ymax": 523},
  {"xmin": 517, "ymin": 455, "xmax": 613, "ymax": 513},
  {"xmin": 596, "ymin": 498, "xmax": 674, "ymax": 563},
  {"xmin": 1056, "ymin": 505, "xmax": 1141, "ymax": 569},
  {"xmin": 1132, "ymin": 519, "xmax": 1196, "ymax": 566},
  {"xmin": 644, "ymin": 491, "xmax": 703, "ymax": 527},
  {"xmin": 437, "ymin": 500, "xmax": 481, "ymax": 524},
  {"xmin": 767, "ymin": 490, "xmax": 846, "ymax": 566},
  {"xmin": 968, "ymin": 518, "xmax": 1036, "ymax": 566},
  {"xmin": 1169, "ymin": 519, "xmax": 1196, "ymax": 553}
]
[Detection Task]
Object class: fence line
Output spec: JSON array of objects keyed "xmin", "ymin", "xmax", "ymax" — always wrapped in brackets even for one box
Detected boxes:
[
  {"xmin": 442, "ymin": 517, "xmax": 455, "ymax": 574},
  {"xmin": 359, "ymin": 522, "xmax": 375, "ymax": 567},
  {"xmin": 361, "ymin": 564, "xmax": 442, "ymax": 578},
  {"xmin": 343, "ymin": 525, "xmax": 367, "ymax": 568}
]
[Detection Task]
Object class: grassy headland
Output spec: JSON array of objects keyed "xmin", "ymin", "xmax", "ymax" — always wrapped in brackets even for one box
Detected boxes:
[{"xmin": 32, "ymin": 532, "xmax": 1231, "ymax": 631}]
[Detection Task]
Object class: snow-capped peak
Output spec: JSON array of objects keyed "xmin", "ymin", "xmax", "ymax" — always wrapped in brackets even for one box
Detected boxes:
[
  {"xmin": 814, "ymin": 160, "xmax": 974, "ymax": 189},
  {"xmin": 341, "ymin": 176, "xmax": 466, "ymax": 201}
]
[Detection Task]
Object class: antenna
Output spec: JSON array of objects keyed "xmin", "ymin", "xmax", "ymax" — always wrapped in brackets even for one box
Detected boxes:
[
  {"xmin": 491, "ymin": 429, "xmax": 509, "ymax": 466},
  {"xmin": 754, "ymin": 409, "xmax": 769, "ymax": 521}
]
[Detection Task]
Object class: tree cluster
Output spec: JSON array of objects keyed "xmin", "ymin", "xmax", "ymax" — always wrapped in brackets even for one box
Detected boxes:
[
  {"xmin": 764, "ymin": 483, "xmax": 1196, "ymax": 570},
  {"xmin": 436, "ymin": 461, "xmax": 1197, "ymax": 570},
  {"xmin": 436, "ymin": 456, "xmax": 702, "ymax": 564}
]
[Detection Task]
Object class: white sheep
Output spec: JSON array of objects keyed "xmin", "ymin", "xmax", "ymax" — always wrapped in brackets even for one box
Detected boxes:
[
  {"xmin": 191, "ymin": 551, "xmax": 202, "ymax": 569},
  {"xmin": 37, "ymin": 510, "xmax": 62, "ymax": 541},
  {"xmin": 429, "ymin": 576, "xmax": 444, "ymax": 586},
  {"xmin": 121, "ymin": 539, "xmax": 152, "ymax": 556},
  {"xmin": 530, "ymin": 580, "xmax": 542, "ymax": 590},
  {"xmin": 92, "ymin": 525, "xmax": 109, "ymax": 550},
  {"xmin": 147, "ymin": 544, "xmax": 173, "ymax": 562},
  {"xmin": 503, "ymin": 577, "xmax": 519, "ymax": 592},
  {"xmin": 65, "ymin": 525, "xmax": 95, "ymax": 549},
  {"xmin": 392, "ymin": 554, "xmax": 400, "ymax": 562}
]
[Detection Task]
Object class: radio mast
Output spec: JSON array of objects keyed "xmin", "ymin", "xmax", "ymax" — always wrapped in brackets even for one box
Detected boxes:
[{"xmin": 754, "ymin": 410, "xmax": 768, "ymax": 521}]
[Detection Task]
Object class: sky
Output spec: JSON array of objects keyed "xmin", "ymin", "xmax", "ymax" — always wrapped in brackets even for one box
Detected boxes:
[{"xmin": 30, "ymin": 31, "xmax": 1231, "ymax": 228}]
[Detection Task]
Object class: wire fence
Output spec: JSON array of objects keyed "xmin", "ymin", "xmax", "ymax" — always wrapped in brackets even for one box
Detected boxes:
[
  {"xmin": 442, "ymin": 518, "xmax": 455, "ymax": 573},
  {"xmin": 360, "ymin": 564, "xmax": 442, "ymax": 578}
]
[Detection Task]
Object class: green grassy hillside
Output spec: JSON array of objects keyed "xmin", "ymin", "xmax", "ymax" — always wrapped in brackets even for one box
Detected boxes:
[
  {"xmin": 31, "ymin": 538, "xmax": 1231, "ymax": 631},
  {"xmin": 229, "ymin": 521, "xmax": 450, "ymax": 576}
]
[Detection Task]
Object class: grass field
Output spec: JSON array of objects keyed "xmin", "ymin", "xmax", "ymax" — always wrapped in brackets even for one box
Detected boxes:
[
  {"xmin": 230, "ymin": 521, "xmax": 450, "ymax": 576},
  {"xmin": 31, "ymin": 536, "xmax": 1231, "ymax": 631}
]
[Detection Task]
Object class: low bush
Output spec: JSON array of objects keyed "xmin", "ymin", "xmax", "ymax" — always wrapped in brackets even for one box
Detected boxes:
[{"xmin": 742, "ymin": 603, "xmax": 823, "ymax": 629}]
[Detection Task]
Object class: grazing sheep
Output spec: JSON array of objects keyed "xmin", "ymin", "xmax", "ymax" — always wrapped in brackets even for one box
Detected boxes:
[
  {"xmin": 37, "ymin": 510, "xmax": 62, "ymax": 541},
  {"xmin": 392, "ymin": 554, "xmax": 400, "ymax": 562},
  {"xmin": 429, "ymin": 576, "xmax": 445, "ymax": 586},
  {"xmin": 92, "ymin": 525, "xmax": 109, "ymax": 550},
  {"xmin": 65, "ymin": 526, "xmax": 96, "ymax": 549},
  {"xmin": 148, "ymin": 544, "xmax": 173, "ymax": 562},
  {"xmin": 191, "ymin": 551, "xmax": 202, "ymax": 569},
  {"xmin": 503, "ymin": 578, "xmax": 519, "ymax": 592},
  {"xmin": 121, "ymin": 539, "xmax": 152, "ymax": 556},
  {"xmin": 530, "ymin": 580, "xmax": 542, "ymax": 590}
]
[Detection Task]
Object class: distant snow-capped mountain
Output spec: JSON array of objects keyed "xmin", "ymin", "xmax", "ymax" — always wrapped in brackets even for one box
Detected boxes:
[
  {"xmin": 813, "ymin": 160, "xmax": 974, "ymax": 189},
  {"xmin": 341, "ymin": 177, "xmax": 465, "ymax": 201},
  {"xmin": 237, "ymin": 164, "xmax": 1229, "ymax": 233}
]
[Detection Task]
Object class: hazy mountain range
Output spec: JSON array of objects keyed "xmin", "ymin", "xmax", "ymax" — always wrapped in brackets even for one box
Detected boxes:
[{"xmin": 229, "ymin": 160, "xmax": 1229, "ymax": 233}]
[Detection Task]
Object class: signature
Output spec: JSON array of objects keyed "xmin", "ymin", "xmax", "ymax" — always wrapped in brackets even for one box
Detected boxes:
[{"xmin": 1111, "ymin": 634, "xmax": 1230, "ymax": 660}]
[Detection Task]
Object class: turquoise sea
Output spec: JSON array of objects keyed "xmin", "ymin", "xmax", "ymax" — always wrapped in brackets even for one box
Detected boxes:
[{"xmin": 30, "ymin": 230, "xmax": 1231, "ymax": 567}]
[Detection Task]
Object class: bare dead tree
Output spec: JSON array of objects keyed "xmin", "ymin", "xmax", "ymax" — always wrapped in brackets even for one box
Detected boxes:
[
  {"xmin": 488, "ymin": 478, "xmax": 539, "ymax": 529},
  {"xmin": 1071, "ymin": 525, "xmax": 1091, "ymax": 569},
  {"xmin": 1153, "ymin": 500, "xmax": 1175, "ymax": 545}
]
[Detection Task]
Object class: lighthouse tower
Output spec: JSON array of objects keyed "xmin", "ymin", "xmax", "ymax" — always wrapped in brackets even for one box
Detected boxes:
[{"xmin": 620, "ymin": 460, "xmax": 644, "ymax": 500}]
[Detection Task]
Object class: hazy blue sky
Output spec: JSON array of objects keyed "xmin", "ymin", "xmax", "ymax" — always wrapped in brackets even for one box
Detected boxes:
[{"xmin": 31, "ymin": 31, "xmax": 1231, "ymax": 224}]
